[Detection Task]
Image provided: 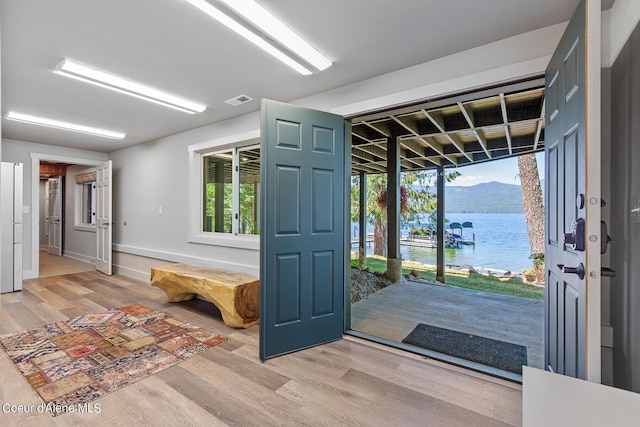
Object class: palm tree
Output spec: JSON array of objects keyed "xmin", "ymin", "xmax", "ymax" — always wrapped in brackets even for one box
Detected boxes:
[{"xmin": 517, "ymin": 153, "xmax": 545, "ymax": 281}]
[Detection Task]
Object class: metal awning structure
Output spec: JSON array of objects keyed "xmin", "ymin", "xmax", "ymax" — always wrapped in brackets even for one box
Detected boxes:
[
  {"xmin": 349, "ymin": 78, "xmax": 546, "ymax": 284},
  {"xmin": 350, "ymin": 78, "xmax": 545, "ymax": 174}
]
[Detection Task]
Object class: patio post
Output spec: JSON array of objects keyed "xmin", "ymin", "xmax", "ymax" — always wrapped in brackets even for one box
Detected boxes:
[
  {"xmin": 358, "ymin": 171, "xmax": 366, "ymax": 268},
  {"xmin": 386, "ymin": 136, "xmax": 402, "ymax": 283},
  {"xmin": 436, "ymin": 166, "xmax": 445, "ymax": 283}
]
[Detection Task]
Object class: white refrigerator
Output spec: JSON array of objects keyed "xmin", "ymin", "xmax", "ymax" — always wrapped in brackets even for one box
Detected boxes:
[{"xmin": 1, "ymin": 162, "xmax": 23, "ymax": 293}]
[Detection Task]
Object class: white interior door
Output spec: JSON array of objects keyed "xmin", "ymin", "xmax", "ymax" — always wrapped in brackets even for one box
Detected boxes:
[
  {"xmin": 96, "ymin": 160, "xmax": 112, "ymax": 275},
  {"xmin": 47, "ymin": 176, "xmax": 63, "ymax": 256}
]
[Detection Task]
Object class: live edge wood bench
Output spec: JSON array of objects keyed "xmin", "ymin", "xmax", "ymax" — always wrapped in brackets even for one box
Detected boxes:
[{"xmin": 150, "ymin": 263, "xmax": 259, "ymax": 328}]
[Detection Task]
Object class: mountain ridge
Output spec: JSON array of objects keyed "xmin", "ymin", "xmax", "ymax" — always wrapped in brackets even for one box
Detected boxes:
[{"xmin": 440, "ymin": 181, "xmax": 524, "ymax": 213}]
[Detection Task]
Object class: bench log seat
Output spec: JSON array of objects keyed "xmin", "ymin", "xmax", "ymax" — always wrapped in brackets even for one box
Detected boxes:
[{"xmin": 150, "ymin": 263, "xmax": 259, "ymax": 328}]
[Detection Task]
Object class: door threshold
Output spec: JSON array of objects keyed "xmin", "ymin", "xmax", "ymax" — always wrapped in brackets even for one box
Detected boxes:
[{"xmin": 345, "ymin": 330, "xmax": 523, "ymax": 383}]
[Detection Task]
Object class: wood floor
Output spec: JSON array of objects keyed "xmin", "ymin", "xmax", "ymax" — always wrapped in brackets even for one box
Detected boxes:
[
  {"xmin": 0, "ymin": 272, "xmax": 522, "ymax": 426},
  {"xmin": 351, "ymin": 279, "xmax": 544, "ymax": 370},
  {"xmin": 39, "ymin": 250, "xmax": 95, "ymax": 277}
]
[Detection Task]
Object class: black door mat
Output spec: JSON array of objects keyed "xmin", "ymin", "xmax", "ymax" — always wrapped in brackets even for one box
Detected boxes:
[{"xmin": 402, "ymin": 323, "xmax": 527, "ymax": 374}]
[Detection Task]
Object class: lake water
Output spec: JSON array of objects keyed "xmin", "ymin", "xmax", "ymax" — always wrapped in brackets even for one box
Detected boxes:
[{"xmin": 352, "ymin": 212, "xmax": 533, "ymax": 273}]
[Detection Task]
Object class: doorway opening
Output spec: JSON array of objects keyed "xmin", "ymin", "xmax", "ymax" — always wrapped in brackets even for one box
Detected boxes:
[
  {"xmin": 347, "ymin": 78, "xmax": 546, "ymax": 380},
  {"xmin": 38, "ymin": 161, "xmax": 95, "ymax": 277},
  {"xmin": 29, "ymin": 154, "xmax": 111, "ymax": 279}
]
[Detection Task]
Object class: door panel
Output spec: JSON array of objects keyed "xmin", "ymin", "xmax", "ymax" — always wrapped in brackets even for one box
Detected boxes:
[
  {"xmin": 565, "ymin": 284, "xmax": 579, "ymax": 378},
  {"xmin": 260, "ymin": 99, "xmax": 345, "ymax": 360},
  {"xmin": 96, "ymin": 161, "xmax": 112, "ymax": 275},
  {"xmin": 544, "ymin": 0, "xmax": 600, "ymax": 381},
  {"xmin": 47, "ymin": 177, "xmax": 63, "ymax": 256},
  {"xmin": 547, "ymin": 272, "xmax": 559, "ymax": 372}
]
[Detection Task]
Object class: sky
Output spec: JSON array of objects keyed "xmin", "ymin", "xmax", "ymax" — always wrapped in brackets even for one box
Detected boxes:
[{"xmin": 448, "ymin": 151, "xmax": 545, "ymax": 187}]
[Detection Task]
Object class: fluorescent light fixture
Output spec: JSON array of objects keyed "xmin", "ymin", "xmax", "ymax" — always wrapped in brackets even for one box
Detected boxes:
[
  {"xmin": 54, "ymin": 59, "xmax": 206, "ymax": 114},
  {"xmin": 184, "ymin": 0, "xmax": 331, "ymax": 75},
  {"xmin": 5, "ymin": 111, "xmax": 125, "ymax": 139}
]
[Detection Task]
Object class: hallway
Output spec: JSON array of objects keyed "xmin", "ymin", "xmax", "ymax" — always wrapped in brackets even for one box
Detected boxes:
[{"xmin": 39, "ymin": 249, "xmax": 94, "ymax": 277}]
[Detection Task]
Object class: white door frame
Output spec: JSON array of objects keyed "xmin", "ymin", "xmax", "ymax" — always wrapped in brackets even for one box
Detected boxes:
[
  {"xmin": 584, "ymin": 0, "xmax": 602, "ymax": 382},
  {"xmin": 95, "ymin": 160, "xmax": 112, "ymax": 275},
  {"xmin": 27, "ymin": 153, "xmax": 106, "ymax": 279}
]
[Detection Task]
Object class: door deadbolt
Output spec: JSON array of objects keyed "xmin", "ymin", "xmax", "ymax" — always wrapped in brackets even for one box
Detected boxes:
[{"xmin": 564, "ymin": 217, "xmax": 585, "ymax": 251}]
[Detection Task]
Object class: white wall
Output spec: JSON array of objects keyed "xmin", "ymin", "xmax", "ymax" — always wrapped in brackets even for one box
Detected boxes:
[
  {"xmin": 110, "ymin": 120, "xmax": 262, "ymax": 279},
  {"xmin": 607, "ymin": 0, "xmax": 640, "ymax": 66},
  {"xmin": 109, "ymin": 24, "xmax": 565, "ymax": 280},
  {"xmin": 1, "ymin": 138, "xmax": 107, "ymax": 278}
]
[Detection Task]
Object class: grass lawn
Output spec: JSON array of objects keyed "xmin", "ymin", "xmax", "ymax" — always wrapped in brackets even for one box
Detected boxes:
[{"xmin": 352, "ymin": 255, "xmax": 544, "ymax": 300}]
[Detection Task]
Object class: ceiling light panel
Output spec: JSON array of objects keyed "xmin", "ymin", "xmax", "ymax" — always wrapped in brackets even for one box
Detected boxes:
[
  {"xmin": 5, "ymin": 111, "xmax": 125, "ymax": 139},
  {"xmin": 218, "ymin": 0, "xmax": 331, "ymax": 71},
  {"xmin": 54, "ymin": 59, "xmax": 207, "ymax": 114},
  {"xmin": 183, "ymin": 0, "xmax": 331, "ymax": 75}
]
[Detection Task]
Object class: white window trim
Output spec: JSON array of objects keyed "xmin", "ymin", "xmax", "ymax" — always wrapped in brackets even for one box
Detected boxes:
[
  {"xmin": 188, "ymin": 130, "xmax": 260, "ymax": 250},
  {"xmin": 73, "ymin": 166, "xmax": 97, "ymax": 233}
]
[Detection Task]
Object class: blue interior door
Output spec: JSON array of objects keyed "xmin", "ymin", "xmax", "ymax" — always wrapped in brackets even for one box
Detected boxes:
[{"xmin": 260, "ymin": 99, "xmax": 346, "ymax": 360}]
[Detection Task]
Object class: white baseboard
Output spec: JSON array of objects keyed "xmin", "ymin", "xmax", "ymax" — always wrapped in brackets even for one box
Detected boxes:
[
  {"xmin": 112, "ymin": 263, "xmax": 150, "ymax": 282},
  {"xmin": 63, "ymin": 250, "xmax": 96, "ymax": 265},
  {"xmin": 23, "ymin": 269, "xmax": 37, "ymax": 280}
]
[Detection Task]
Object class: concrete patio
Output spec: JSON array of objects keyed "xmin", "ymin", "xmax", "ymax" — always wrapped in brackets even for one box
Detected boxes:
[{"xmin": 351, "ymin": 278, "xmax": 545, "ymax": 369}]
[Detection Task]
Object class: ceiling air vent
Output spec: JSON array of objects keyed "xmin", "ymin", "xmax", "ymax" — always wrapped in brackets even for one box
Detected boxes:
[{"xmin": 225, "ymin": 94, "xmax": 253, "ymax": 107}]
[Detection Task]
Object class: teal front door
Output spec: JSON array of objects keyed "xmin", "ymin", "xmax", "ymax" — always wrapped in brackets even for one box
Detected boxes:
[
  {"xmin": 544, "ymin": 0, "xmax": 601, "ymax": 380},
  {"xmin": 260, "ymin": 99, "xmax": 347, "ymax": 360}
]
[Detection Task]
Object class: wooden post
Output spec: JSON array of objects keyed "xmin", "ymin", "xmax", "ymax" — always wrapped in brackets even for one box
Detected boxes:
[
  {"xmin": 359, "ymin": 171, "xmax": 367, "ymax": 269},
  {"xmin": 437, "ymin": 166, "xmax": 445, "ymax": 283},
  {"xmin": 387, "ymin": 136, "xmax": 402, "ymax": 283}
]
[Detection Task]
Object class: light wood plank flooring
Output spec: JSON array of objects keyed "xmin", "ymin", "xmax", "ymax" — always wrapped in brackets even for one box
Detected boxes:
[
  {"xmin": 39, "ymin": 250, "xmax": 95, "ymax": 277},
  {"xmin": 351, "ymin": 279, "xmax": 545, "ymax": 369},
  {"xmin": 0, "ymin": 272, "xmax": 522, "ymax": 426}
]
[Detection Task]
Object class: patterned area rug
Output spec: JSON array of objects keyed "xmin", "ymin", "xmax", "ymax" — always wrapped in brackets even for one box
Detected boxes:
[{"xmin": 0, "ymin": 304, "xmax": 226, "ymax": 416}]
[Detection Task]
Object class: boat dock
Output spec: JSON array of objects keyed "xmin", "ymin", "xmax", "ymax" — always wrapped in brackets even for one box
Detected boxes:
[{"xmin": 352, "ymin": 221, "xmax": 475, "ymax": 250}]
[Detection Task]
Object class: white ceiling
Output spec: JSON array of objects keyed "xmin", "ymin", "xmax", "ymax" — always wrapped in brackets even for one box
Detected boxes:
[{"xmin": 0, "ymin": 0, "xmax": 610, "ymax": 153}]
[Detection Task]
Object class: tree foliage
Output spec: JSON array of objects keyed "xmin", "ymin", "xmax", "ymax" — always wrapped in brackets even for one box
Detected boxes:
[
  {"xmin": 205, "ymin": 181, "xmax": 259, "ymax": 234},
  {"xmin": 351, "ymin": 170, "xmax": 460, "ymax": 228},
  {"xmin": 351, "ymin": 170, "xmax": 461, "ymax": 259}
]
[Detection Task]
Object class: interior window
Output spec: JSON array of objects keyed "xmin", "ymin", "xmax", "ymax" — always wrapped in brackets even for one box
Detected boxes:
[
  {"xmin": 203, "ymin": 151, "xmax": 233, "ymax": 233},
  {"xmin": 81, "ymin": 182, "xmax": 96, "ymax": 225},
  {"xmin": 189, "ymin": 135, "xmax": 261, "ymax": 248},
  {"xmin": 238, "ymin": 147, "xmax": 261, "ymax": 235}
]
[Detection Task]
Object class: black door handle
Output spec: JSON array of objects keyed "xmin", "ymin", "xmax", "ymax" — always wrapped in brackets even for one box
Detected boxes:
[{"xmin": 558, "ymin": 263, "xmax": 585, "ymax": 280}]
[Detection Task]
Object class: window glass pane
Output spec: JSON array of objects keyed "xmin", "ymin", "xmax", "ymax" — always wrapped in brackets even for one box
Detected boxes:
[
  {"xmin": 81, "ymin": 182, "xmax": 95, "ymax": 225},
  {"xmin": 238, "ymin": 147, "xmax": 260, "ymax": 235},
  {"xmin": 203, "ymin": 152, "xmax": 233, "ymax": 233}
]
